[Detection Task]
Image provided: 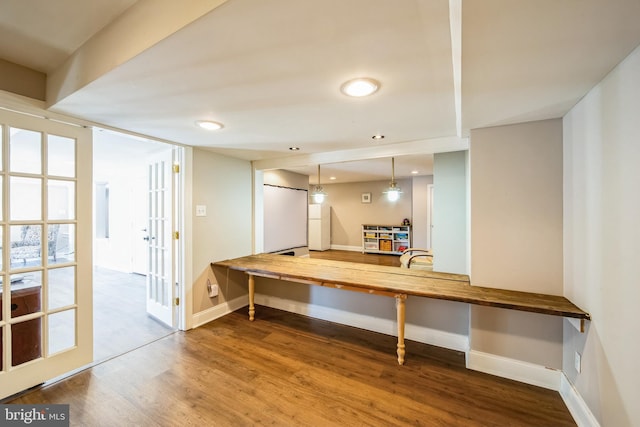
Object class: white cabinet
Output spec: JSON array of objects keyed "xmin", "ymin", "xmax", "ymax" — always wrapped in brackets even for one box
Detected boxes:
[
  {"xmin": 362, "ymin": 224, "xmax": 411, "ymax": 255},
  {"xmin": 309, "ymin": 204, "xmax": 330, "ymax": 250}
]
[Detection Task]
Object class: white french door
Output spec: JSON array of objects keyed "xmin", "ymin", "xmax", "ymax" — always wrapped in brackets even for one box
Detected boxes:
[
  {"xmin": 145, "ymin": 149, "xmax": 176, "ymax": 327},
  {"xmin": 0, "ymin": 107, "xmax": 92, "ymax": 399}
]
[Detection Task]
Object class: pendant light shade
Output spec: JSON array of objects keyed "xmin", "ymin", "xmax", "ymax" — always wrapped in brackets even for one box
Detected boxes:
[
  {"xmin": 384, "ymin": 157, "xmax": 402, "ymax": 202},
  {"xmin": 312, "ymin": 165, "xmax": 327, "ymax": 204}
]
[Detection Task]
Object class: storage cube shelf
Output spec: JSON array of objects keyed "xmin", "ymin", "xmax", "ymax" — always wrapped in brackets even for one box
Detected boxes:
[{"xmin": 361, "ymin": 224, "xmax": 411, "ymax": 255}]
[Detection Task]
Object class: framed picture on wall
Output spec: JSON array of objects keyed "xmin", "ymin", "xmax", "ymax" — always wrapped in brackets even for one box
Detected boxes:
[{"xmin": 361, "ymin": 192, "xmax": 371, "ymax": 203}]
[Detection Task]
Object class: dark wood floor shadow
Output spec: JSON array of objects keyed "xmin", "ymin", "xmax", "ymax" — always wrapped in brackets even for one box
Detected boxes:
[
  {"xmin": 9, "ymin": 306, "xmax": 576, "ymax": 426},
  {"xmin": 93, "ymin": 266, "xmax": 175, "ymax": 362}
]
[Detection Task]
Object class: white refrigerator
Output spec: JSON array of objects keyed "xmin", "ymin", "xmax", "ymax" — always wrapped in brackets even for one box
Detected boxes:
[{"xmin": 308, "ymin": 203, "xmax": 330, "ymax": 251}]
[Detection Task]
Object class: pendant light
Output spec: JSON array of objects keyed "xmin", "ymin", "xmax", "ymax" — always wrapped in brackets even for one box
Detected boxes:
[
  {"xmin": 312, "ymin": 165, "xmax": 327, "ymax": 204},
  {"xmin": 384, "ymin": 157, "xmax": 402, "ymax": 202}
]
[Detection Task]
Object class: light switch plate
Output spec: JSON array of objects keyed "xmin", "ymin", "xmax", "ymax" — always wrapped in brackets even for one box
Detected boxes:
[{"xmin": 195, "ymin": 205, "xmax": 207, "ymax": 217}]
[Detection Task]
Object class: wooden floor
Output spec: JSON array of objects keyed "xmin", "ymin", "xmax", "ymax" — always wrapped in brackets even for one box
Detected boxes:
[
  {"xmin": 10, "ymin": 306, "xmax": 575, "ymax": 426},
  {"xmin": 7, "ymin": 251, "xmax": 576, "ymax": 425},
  {"xmin": 93, "ymin": 267, "xmax": 174, "ymax": 362}
]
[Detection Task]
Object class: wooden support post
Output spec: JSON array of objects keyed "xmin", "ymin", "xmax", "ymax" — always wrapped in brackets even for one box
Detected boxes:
[
  {"xmin": 248, "ymin": 274, "xmax": 255, "ymax": 321},
  {"xmin": 396, "ymin": 294, "xmax": 407, "ymax": 365}
]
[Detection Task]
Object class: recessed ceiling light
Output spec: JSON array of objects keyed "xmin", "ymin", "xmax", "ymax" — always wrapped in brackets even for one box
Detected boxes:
[
  {"xmin": 340, "ymin": 78, "xmax": 380, "ymax": 97},
  {"xmin": 411, "ymin": 170, "xmax": 419, "ymax": 174},
  {"xmin": 330, "ymin": 176, "xmax": 337, "ymax": 180},
  {"xmin": 372, "ymin": 134, "xmax": 385, "ymax": 140},
  {"xmin": 196, "ymin": 120, "xmax": 223, "ymax": 130},
  {"xmin": 289, "ymin": 147, "xmax": 300, "ymax": 151}
]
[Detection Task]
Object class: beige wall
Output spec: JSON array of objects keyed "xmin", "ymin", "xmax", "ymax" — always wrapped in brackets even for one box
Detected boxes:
[
  {"xmin": 469, "ymin": 119, "xmax": 564, "ymax": 368},
  {"xmin": 563, "ymin": 45, "xmax": 640, "ymax": 426},
  {"xmin": 433, "ymin": 151, "xmax": 468, "ymax": 274},
  {"xmin": 322, "ymin": 179, "xmax": 412, "ymax": 248},
  {"xmin": 0, "ymin": 59, "xmax": 46, "ymax": 101},
  {"xmin": 191, "ymin": 148, "xmax": 252, "ymax": 313}
]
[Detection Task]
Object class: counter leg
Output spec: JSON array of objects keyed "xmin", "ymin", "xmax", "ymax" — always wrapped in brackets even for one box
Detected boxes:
[
  {"xmin": 396, "ymin": 294, "xmax": 407, "ymax": 365},
  {"xmin": 248, "ymin": 274, "xmax": 255, "ymax": 321}
]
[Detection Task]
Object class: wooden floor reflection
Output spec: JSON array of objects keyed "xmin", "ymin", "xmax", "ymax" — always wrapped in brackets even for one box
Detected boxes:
[{"xmin": 309, "ymin": 249, "xmax": 401, "ymax": 267}]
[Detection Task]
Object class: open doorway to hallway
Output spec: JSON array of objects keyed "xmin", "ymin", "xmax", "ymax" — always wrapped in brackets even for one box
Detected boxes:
[{"xmin": 93, "ymin": 129, "xmax": 178, "ymax": 362}]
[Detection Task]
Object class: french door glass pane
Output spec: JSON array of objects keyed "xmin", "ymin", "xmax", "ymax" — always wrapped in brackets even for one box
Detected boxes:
[
  {"xmin": 48, "ymin": 135, "xmax": 75, "ymax": 177},
  {"xmin": 48, "ymin": 309, "xmax": 75, "ymax": 355},
  {"xmin": 48, "ymin": 267, "xmax": 75, "ymax": 310},
  {"xmin": 9, "ymin": 127, "xmax": 41, "ymax": 174},
  {"xmin": 10, "ymin": 225, "xmax": 42, "ymax": 268},
  {"xmin": 10, "ymin": 271, "xmax": 42, "ymax": 318},
  {"xmin": 49, "ymin": 224, "xmax": 75, "ymax": 265},
  {"xmin": 10, "ymin": 177, "xmax": 42, "ymax": 220},
  {"xmin": 12, "ymin": 318, "xmax": 42, "ymax": 366},
  {"xmin": 0, "ymin": 176, "xmax": 3, "ymax": 221},
  {"xmin": 48, "ymin": 180, "xmax": 75, "ymax": 220}
]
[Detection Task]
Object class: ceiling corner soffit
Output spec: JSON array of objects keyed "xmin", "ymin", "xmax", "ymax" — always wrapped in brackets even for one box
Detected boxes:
[{"xmin": 45, "ymin": 0, "xmax": 230, "ymax": 108}]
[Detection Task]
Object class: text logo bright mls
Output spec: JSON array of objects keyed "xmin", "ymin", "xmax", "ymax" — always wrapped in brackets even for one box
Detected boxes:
[{"xmin": 1, "ymin": 405, "xmax": 69, "ymax": 426}]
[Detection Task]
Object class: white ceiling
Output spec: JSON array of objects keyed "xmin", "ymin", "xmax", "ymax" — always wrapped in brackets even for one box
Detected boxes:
[{"xmin": 2, "ymin": 0, "xmax": 640, "ymax": 184}]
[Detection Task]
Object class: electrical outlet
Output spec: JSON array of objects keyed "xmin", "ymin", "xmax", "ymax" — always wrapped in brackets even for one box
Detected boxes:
[
  {"xmin": 195, "ymin": 205, "xmax": 207, "ymax": 217},
  {"xmin": 574, "ymin": 351, "xmax": 581, "ymax": 373},
  {"xmin": 207, "ymin": 279, "xmax": 219, "ymax": 297}
]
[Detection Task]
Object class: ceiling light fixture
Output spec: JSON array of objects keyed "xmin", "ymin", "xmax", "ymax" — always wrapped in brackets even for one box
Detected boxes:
[
  {"xmin": 372, "ymin": 134, "xmax": 385, "ymax": 140},
  {"xmin": 312, "ymin": 165, "xmax": 327, "ymax": 204},
  {"xmin": 340, "ymin": 77, "xmax": 380, "ymax": 97},
  {"xmin": 196, "ymin": 120, "xmax": 223, "ymax": 130},
  {"xmin": 384, "ymin": 157, "xmax": 402, "ymax": 202},
  {"xmin": 289, "ymin": 147, "xmax": 300, "ymax": 151}
]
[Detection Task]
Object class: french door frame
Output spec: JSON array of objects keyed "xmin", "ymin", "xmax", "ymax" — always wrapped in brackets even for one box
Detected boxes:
[
  {"xmin": 0, "ymin": 92, "xmax": 191, "ymax": 400},
  {"xmin": 0, "ymin": 106, "xmax": 93, "ymax": 399}
]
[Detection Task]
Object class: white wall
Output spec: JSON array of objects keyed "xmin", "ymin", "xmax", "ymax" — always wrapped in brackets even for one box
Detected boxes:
[
  {"xmin": 93, "ymin": 135, "xmax": 170, "ymax": 273},
  {"xmin": 563, "ymin": 45, "xmax": 640, "ymax": 426},
  {"xmin": 261, "ymin": 169, "xmax": 310, "ymax": 256},
  {"xmin": 469, "ymin": 119, "xmax": 564, "ymax": 377}
]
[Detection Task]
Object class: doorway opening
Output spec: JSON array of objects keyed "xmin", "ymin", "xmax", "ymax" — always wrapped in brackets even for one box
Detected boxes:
[{"xmin": 93, "ymin": 129, "xmax": 180, "ymax": 362}]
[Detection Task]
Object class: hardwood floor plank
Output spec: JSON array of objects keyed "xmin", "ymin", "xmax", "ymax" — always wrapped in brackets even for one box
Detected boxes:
[{"xmin": 8, "ymin": 306, "xmax": 576, "ymax": 426}]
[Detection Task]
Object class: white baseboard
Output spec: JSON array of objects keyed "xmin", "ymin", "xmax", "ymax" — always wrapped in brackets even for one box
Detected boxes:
[
  {"xmin": 255, "ymin": 293, "xmax": 468, "ymax": 352},
  {"xmin": 560, "ymin": 373, "xmax": 600, "ymax": 427},
  {"xmin": 466, "ymin": 349, "xmax": 561, "ymax": 390},
  {"xmin": 329, "ymin": 244, "xmax": 362, "ymax": 252},
  {"xmin": 191, "ymin": 295, "xmax": 248, "ymax": 329}
]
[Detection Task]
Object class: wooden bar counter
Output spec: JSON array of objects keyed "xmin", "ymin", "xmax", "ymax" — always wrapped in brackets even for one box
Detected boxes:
[{"xmin": 212, "ymin": 253, "xmax": 589, "ymax": 365}]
